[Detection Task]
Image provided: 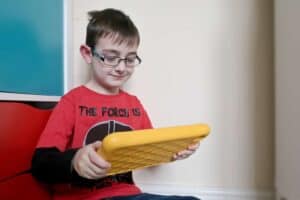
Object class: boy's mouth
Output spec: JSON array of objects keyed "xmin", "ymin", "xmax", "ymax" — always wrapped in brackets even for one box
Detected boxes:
[{"xmin": 111, "ymin": 74, "xmax": 127, "ymax": 79}]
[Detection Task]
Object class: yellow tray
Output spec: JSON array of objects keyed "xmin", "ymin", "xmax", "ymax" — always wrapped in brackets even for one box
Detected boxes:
[{"xmin": 97, "ymin": 123, "xmax": 210, "ymax": 175}]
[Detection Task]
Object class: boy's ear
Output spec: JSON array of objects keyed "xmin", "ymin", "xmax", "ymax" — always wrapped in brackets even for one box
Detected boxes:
[{"xmin": 80, "ymin": 45, "xmax": 93, "ymax": 64}]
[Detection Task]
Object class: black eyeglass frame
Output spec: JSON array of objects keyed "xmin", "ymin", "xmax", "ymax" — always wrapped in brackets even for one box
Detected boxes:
[{"xmin": 92, "ymin": 50, "xmax": 142, "ymax": 68}]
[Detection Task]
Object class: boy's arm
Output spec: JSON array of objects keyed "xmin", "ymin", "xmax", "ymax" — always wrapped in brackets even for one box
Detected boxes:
[
  {"xmin": 31, "ymin": 147, "xmax": 79, "ymax": 183},
  {"xmin": 172, "ymin": 142, "xmax": 200, "ymax": 161},
  {"xmin": 31, "ymin": 143, "xmax": 111, "ymax": 184},
  {"xmin": 31, "ymin": 94, "xmax": 82, "ymax": 183}
]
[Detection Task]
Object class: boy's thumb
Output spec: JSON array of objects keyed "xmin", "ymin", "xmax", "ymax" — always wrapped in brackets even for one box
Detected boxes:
[{"xmin": 91, "ymin": 141, "xmax": 102, "ymax": 150}]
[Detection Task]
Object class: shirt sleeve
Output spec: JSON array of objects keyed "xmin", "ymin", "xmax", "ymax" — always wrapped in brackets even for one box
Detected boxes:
[
  {"xmin": 31, "ymin": 147, "xmax": 78, "ymax": 183},
  {"xmin": 36, "ymin": 94, "xmax": 75, "ymax": 151}
]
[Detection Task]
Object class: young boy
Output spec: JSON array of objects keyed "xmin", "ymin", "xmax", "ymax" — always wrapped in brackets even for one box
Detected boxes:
[{"xmin": 31, "ymin": 8, "xmax": 200, "ymax": 200}]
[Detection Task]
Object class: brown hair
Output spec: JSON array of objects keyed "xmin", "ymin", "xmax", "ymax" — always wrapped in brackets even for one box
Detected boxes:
[{"xmin": 86, "ymin": 8, "xmax": 140, "ymax": 49}]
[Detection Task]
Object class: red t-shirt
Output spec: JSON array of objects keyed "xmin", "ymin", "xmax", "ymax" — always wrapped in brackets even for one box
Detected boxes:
[{"xmin": 37, "ymin": 86, "xmax": 153, "ymax": 200}]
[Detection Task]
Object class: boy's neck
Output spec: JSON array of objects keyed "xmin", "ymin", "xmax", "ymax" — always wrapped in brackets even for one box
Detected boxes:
[{"xmin": 85, "ymin": 80, "xmax": 120, "ymax": 95}]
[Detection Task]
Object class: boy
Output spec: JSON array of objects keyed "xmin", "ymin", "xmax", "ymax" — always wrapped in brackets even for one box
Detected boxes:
[{"xmin": 31, "ymin": 8, "xmax": 200, "ymax": 200}]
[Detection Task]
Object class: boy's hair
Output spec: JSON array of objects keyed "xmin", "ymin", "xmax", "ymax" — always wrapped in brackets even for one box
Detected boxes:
[{"xmin": 86, "ymin": 8, "xmax": 140, "ymax": 49}]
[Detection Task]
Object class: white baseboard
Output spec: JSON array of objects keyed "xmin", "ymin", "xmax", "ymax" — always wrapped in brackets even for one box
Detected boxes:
[{"xmin": 138, "ymin": 183, "xmax": 275, "ymax": 200}]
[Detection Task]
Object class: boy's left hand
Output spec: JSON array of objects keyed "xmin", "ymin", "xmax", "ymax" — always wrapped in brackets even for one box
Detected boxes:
[{"xmin": 172, "ymin": 142, "xmax": 200, "ymax": 161}]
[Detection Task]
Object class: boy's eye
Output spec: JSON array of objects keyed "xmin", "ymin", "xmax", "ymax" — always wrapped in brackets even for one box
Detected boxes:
[
  {"xmin": 126, "ymin": 57, "xmax": 136, "ymax": 64},
  {"xmin": 104, "ymin": 56, "xmax": 119, "ymax": 63}
]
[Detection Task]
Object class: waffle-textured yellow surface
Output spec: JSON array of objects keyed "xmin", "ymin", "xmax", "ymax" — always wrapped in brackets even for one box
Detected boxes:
[{"xmin": 97, "ymin": 123, "xmax": 210, "ymax": 175}]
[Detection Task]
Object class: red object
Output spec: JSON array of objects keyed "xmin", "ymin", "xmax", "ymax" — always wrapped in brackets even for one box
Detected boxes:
[
  {"xmin": 0, "ymin": 102, "xmax": 52, "ymax": 199},
  {"xmin": 0, "ymin": 174, "xmax": 51, "ymax": 200}
]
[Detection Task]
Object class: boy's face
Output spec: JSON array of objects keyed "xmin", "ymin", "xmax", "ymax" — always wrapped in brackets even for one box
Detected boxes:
[{"xmin": 89, "ymin": 36, "xmax": 139, "ymax": 93}]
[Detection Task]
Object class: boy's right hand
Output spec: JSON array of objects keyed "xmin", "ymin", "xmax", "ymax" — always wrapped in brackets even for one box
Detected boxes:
[{"xmin": 72, "ymin": 141, "xmax": 111, "ymax": 179}]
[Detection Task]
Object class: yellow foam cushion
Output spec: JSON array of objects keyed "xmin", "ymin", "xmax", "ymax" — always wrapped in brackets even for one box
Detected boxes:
[{"xmin": 97, "ymin": 123, "xmax": 210, "ymax": 175}]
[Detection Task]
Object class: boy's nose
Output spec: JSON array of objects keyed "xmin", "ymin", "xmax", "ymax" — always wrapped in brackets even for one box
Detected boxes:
[{"xmin": 114, "ymin": 60, "xmax": 127, "ymax": 72}]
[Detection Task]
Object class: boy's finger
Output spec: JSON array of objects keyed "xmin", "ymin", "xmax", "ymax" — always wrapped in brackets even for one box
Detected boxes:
[
  {"xmin": 188, "ymin": 142, "xmax": 200, "ymax": 150},
  {"xmin": 178, "ymin": 149, "xmax": 194, "ymax": 156},
  {"xmin": 89, "ymin": 150, "xmax": 111, "ymax": 169},
  {"xmin": 91, "ymin": 141, "xmax": 102, "ymax": 150},
  {"xmin": 87, "ymin": 162, "xmax": 109, "ymax": 177},
  {"xmin": 83, "ymin": 167, "xmax": 98, "ymax": 179},
  {"xmin": 173, "ymin": 153, "xmax": 188, "ymax": 161}
]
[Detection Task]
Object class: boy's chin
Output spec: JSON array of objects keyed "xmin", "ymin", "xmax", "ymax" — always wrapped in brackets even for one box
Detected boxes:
[
  {"xmin": 106, "ymin": 81, "xmax": 126, "ymax": 90},
  {"xmin": 109, "ymin": 79, "xmax": 128, "ymax": 86}
]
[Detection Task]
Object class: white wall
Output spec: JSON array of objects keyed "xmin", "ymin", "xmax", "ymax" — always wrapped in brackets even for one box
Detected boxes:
[
  {"xmin": 275, "ymin": 0, "xmax": 300, "ymax": 200},
  {"xmin": 72, "ymin": 0, "xmax": 274, "ymax": 198}
]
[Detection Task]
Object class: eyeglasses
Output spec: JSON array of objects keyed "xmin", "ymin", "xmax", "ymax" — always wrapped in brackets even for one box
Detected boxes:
[{"xmin": 92, "ymin": 50, "xmax": 142, "ymax": 68}]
